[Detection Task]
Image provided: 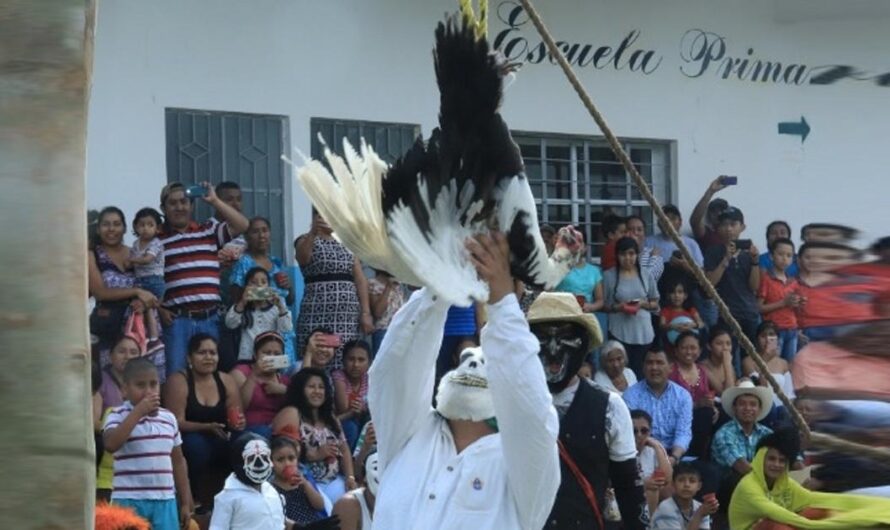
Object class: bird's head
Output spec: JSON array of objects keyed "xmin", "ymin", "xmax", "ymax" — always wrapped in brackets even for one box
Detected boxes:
[{"xmin": 553, "ymin": 225, "xmax": 584, "ymax": 261}]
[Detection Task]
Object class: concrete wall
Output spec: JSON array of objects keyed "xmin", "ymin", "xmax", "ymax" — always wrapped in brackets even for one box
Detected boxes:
[{"xmin": 87, "ymin": 0, "xmax": 890, "ymax": 253}]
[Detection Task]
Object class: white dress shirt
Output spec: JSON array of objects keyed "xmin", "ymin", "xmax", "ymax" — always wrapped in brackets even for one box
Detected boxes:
[
  {"xmin": 368, "ymin": 289, "xmax": 560, "ymax": 530},
  {"xmin": 552, "ymin": 378, "xmax": 638, "ymax": 462},
  {"xmin": 209, "ymin": 473, "xmax": 286, "ymax": 530}
]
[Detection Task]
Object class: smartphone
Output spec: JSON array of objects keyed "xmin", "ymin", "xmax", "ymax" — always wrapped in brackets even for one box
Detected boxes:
[
  {"xmin": 266, "ymin": 355, "xmax": 290, "ymax": 370},
  {"xmin": 720, "ymin": 175, "xmax": 738, "ymax": 186},
  {"xmin": 245, "ymin": 286, "xmax": 276, "ymax": 301},
  {"xmin": 736, "ymin": 239, "xmax": 752, "ymax": 251},
  {"xmin": 319, "ymin": 334, "xmax": 341, "ymax": 349},
  {"xmin": 185, "ymin": 185, "xmax": 208, "ymax": 198}
]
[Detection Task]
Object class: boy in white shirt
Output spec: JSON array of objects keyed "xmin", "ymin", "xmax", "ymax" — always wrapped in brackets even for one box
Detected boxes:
[
  {"xmin": 103, "ymin": 358, "xmax": 192, "ymax": 530},
  {"xmin": 651, "ymin": 463, "xmax": 718, "ymax": 530}
]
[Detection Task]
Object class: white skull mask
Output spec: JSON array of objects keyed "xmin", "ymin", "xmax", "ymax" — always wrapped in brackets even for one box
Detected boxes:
[
  {"xmin": 435, "ymin": 347, "xmax": 495, "ymax": 422},
  {"xmin": 365, "ymin": 452, "xmax": 380, "ymax": 496},
  {"xmin": 242, "ymin": 439, "xmax": 273, "ymax": 484}
]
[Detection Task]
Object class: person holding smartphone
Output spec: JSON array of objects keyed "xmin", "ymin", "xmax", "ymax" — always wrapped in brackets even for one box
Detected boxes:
[
  {"xmin": 225, "ymin": 267, "xmax": 295, "ymax": 370},
  {"xmin": 690, "ymin": 176, "xmax": 734, "ymax": 250},
  {"xmin": 704, "ymin": 207, "xmax": 761, "ymax": 376},
  {"xmin": 602, "ymin": 237, "xmax": 661, "ymax": 379},
  {"xmin": 229, "ymin": 332, "xmax": 292, "ymax": 439}
]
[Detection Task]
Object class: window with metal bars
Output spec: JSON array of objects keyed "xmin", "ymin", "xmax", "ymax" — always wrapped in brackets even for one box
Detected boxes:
[
  {"xmin": 165, "ymin": 108, "xmax": 289, "ymax": 259},
  {"xmin": 513, "ymin": 132, "xmax": 673, "ymax": 260},
  {"xmin": 310, "ymin": 117, "xmax": 421, "ymax": 165}
]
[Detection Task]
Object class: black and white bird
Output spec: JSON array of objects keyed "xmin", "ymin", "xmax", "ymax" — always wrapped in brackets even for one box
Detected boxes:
[{"xmin": 294, "ymin": 15, "xmax": 581, "ymax": 306}]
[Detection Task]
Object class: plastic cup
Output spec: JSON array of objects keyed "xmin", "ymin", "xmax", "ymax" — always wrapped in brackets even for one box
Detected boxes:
[
  {"xmin": 284, "ymin": 465, "xmax": 300, "ymax": 485},
  {"xmin": 274, "ymin": 271, "xmax": 288, "ymax": 286},
  {"xmin": 652, "ymin": 470, "xmax": 666, "ymax": 481},
  {"xmin": 575, "ymin": 295, "xmax": 586, "ymax": 308},
  {"xmin": 227, "ymin": 406, "xmax": 243, "ymax": 430}
]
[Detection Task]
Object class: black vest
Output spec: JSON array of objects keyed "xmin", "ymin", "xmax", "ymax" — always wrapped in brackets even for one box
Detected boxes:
[{"xmin": 545, "ymin": 380, "xmax": 611, "ymax": 530}]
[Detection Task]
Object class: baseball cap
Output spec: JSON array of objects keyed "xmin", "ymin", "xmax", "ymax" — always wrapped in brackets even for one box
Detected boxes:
[
  {"xmin": 707, "ymin": 198, "xmax": 729, "ymax": 213},
  {"xmin": 718, "ymin": 206, "xmax": 745, "ymax": 224}
]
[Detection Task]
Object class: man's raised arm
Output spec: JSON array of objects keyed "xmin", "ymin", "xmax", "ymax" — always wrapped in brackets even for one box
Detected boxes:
[
  {"xmin": 368, "ymin": 288, "xmax": 450, "ymax": 467},
  {"xmin": 467, "ymin": 233, "xmax": 560, "ymax": 529}
]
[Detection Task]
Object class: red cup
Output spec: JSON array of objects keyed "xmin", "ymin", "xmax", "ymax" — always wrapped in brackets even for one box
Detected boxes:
[
  {"xmin": 623, "ymin": 302, "xmax": 640, "ymax": 315},
  {"xmin": 575, "ymin": 295, "xmax": 586, "ymax": 308},
  {"xmin": 227, "ymin": 406, "xmax": 244, "ymax": 430},
  {"xmin": 703, "ymin": 493, "xmax": 717, "ymax": 506},
  {"xmin": 651, "ymin": 470, "xmax": 666, "ymax": 482},
  {"xmin": 284, "ymin": 464, "xmax": 300, "ymax": 485},
  {"xmin": 274, "ymin": 271, "xmax": 288, "ymax": 285}
]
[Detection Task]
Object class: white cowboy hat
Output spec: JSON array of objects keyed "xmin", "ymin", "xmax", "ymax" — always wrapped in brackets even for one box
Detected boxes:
[
  {"xmin": 527, "ymin": 292, "xmax": 603, "ymax": 348},
  {"xmin": 721, "ymin": 380, "xmax": 774, "ymax": 422}
]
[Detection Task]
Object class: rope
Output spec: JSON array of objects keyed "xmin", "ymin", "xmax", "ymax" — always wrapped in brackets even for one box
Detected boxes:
[
  {"xmin": 458, "ymin": 0, "xmax": 488, "ymax": 39},
  {"xmin": 515, "ymin": 0, "xmax": 890, "ymax": 467}
]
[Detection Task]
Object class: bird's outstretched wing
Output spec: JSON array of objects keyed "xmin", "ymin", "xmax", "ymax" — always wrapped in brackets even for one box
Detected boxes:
[
  {"xmin": 291, "ymin": 136, "xmax": 422, "ymax": 287},
  {"xmin": 295, "ymin": 15, "xmax": 577, "ymax": 305}
]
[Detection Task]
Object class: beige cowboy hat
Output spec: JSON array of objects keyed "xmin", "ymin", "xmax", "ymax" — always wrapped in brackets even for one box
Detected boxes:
[
  {"xmin": 527, "ymin": 292, "xmax": 603, "ymax": 348},
  {"xmin": 721, "ymin": 380, "xmax": 773, "ymax": 422}
]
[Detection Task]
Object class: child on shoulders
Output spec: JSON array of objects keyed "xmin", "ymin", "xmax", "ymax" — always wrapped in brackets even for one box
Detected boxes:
[{"xmin": 128, "ymin": 208, "xmax": 165, "ymax": 299}]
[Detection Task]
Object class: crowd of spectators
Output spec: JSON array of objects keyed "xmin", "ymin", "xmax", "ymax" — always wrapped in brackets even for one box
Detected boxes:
[{"xmin": 89, "ymin": 177, "xmax": 890, "ymax": 529}]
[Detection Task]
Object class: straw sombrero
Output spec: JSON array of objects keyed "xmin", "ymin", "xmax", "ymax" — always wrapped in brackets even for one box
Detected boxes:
[
  {"xmin": 721, "ymin": 380, "xmax": 773, "ymax": 422},
  {"xmin": 527, "ymin": 292, "xmax": 603, "ymax": 348}
]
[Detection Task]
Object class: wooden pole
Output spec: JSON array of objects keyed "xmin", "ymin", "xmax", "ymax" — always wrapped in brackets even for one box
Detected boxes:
[{"xmin": 0, "ymin": 0, "xmax": 96, "ymax": 527}]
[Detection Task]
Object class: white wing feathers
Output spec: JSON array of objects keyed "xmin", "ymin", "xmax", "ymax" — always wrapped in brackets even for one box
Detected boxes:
[
  {"xmin": 387, "ymin": 178, "xmax": 489, "ymax": 307},
  {"xmin": 496, "ymin": 176, "xmax": 576, "ymax": 289},
  {"xmin": 290, "ymin": 137, "xmax": 422, "ymax": 287},
  {"xmin": 291, "ymin": 137, "xmax": 575, "ymax": 307}
]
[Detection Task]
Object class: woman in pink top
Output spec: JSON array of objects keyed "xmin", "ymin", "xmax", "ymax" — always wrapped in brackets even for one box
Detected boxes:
[
  {"xmin": 332, "ymin": 340, "xmax": 371, "ymax": 450},
  {"xmin": 669, "ymin": 331, "xmax": 717, "ymax": 458},
  {"xmin": 229, "ymin": 331, "xmax": 291, "ymax": 439}
]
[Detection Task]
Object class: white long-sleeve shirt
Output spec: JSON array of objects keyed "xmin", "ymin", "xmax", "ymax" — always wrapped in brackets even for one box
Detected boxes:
[
  {"xmin": 368, "ymin": 289, "xmax": 560, "ymax": 530},
  {"xmin": 209, "ymin": 473, "xmax": 286, "ymax": 530}
]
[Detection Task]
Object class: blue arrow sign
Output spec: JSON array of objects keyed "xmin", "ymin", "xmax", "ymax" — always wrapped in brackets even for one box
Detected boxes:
[{"xmin": 778, "ymin": 116, "xmax": 810, "ymax": 143}]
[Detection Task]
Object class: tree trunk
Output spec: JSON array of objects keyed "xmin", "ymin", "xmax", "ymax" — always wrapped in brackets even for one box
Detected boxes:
[{"xmin": 0, "ymin": 1, "xmax": 96, "ymax": 528}]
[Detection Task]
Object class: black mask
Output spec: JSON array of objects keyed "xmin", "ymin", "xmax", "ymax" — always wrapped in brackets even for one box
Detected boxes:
[{"xmin": 532, "ymin": 322, "xmax": 589, "ymax": 393}]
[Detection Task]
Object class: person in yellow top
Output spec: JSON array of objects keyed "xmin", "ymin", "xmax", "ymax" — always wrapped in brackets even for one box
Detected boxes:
[{"xmin": 729, "ymin": 428, "xmax": 890, "ymax": 529}]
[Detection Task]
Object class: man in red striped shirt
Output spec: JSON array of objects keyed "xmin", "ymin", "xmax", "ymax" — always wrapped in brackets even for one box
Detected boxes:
[{"xmin": 157, "ymin": 182, "xmax": 248, "ymax": 376}]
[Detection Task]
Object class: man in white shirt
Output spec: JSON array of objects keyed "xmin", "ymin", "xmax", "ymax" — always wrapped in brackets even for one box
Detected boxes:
[
  {"xmin": 528, "ymin": 292, "xmax": 647, "ymax": 529},
  {"xmin": 368, "ymin": 232, "xmax": 560, "ymax": 530}
]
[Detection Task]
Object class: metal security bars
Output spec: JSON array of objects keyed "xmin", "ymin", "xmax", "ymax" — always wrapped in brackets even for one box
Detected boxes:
[{"xmin": 513, "ymin": 133, "xmax": 673, "ymax": 260}]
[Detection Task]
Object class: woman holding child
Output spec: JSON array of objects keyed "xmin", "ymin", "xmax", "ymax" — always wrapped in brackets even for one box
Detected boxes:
[{"xmin": 88, "ymin": 206, "xmax": 158, "ymax": 351}]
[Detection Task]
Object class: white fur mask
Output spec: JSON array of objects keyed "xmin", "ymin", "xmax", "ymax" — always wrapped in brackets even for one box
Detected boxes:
[
  {"xmin": 365, "ymin": 452, "xmax": 380, "ymax": 497},
  {"xmin": 241, "ymin": 439, "xmax": 273, "ymax": 484},
  {"xmin": 435, "ymin": 347, "xmax": 495, "ymax": 421}
]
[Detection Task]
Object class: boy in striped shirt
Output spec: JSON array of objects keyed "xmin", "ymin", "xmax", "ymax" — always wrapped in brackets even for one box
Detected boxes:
[{"xmin": 103, "ymin": 358, "xmax": 193, "ymax": 530}]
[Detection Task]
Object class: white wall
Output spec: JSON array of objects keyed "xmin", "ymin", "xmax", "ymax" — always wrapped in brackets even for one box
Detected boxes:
[{"xmin": 87, "ymin": 0, "xmax": 890, "ymax": 253}]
